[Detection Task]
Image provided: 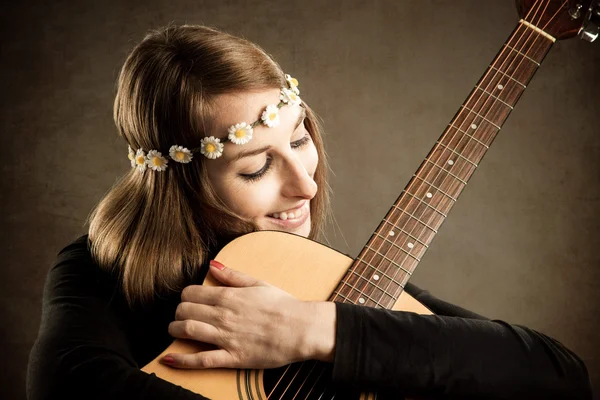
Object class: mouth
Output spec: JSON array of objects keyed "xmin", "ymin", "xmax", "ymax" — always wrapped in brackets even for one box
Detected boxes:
[{"xmin": 265, "ymin": 201, "xmax": 310, "ymax": 229}]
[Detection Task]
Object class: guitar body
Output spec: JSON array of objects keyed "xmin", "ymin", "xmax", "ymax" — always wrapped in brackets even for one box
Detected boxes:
[
  {"xmin": 141, "ymin": 1, "xmax": 594, "ymax": 397},
  {"xmin": 142, "ymin": 231, "xmax": 432, "ymax": 399}
]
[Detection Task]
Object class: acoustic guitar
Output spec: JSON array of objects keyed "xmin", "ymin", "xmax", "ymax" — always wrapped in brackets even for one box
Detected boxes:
[{"xmin": 141, "ymin": 1, "xmax": 598, "ymax": 398}]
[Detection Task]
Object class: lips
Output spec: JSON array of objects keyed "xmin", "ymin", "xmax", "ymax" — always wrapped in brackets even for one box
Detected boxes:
[
  {"xmin": 265, "ymin": 202, "xmax": 310, "ymax": 229},
  {"xmin": 267, "ymin": 201, "xmax": 307, "ymax": 220}
]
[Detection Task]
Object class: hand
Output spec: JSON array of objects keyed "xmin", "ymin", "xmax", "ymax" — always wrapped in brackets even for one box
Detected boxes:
[{"xmin": 164, "ymin": 261, "xmax": 336, "ymax": 370}]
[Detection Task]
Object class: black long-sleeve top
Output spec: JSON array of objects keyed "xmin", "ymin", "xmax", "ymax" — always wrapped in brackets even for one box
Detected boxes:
[{"xmin": 26, "ymin": 235, "xmax": 593, "ymax": 399}]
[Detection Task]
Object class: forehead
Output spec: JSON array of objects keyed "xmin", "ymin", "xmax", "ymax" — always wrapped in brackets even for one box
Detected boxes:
[{"xmin": 209, "ymin": 88, "xmax": 282, "ymax": 136}]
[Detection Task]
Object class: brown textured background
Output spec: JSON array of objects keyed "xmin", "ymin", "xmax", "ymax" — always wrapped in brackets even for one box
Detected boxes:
[{"xmin": 2, "ymin": 1, "xmax": 598, "ymax": 399}]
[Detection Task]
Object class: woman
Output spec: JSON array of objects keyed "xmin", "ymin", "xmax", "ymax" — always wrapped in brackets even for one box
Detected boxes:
[{"xmin": 26, "ymin": 23, "xmax": 592, "ymax": 399}]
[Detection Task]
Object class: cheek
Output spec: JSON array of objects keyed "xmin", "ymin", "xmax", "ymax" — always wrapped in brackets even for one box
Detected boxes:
[{"xmin": 216, "ymin": 180, "xmax": 279, "ymax": 219}]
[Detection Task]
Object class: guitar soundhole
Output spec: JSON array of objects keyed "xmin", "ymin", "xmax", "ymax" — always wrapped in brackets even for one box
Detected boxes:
[{"xmin": 262, "ymin": 361, "xmax": 362, "ymax": 399}]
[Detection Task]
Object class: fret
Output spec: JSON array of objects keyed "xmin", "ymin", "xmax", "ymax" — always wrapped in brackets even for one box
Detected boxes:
[
  {"xmin": 337, "ymin": 281, "xmax": 388, "ymax": 308},
  {"xmin": 477, "ymin": 67, "xmax": 526, "ymax": 107},
  {"xmin": 464, "ymin": 92, "xmax": 512, "ymax": 128},
  {"xmin": 425, "ymin": 159, "xmax": 467, "ymax": 185},
  {"xmin": 375, "ymin": 226, "xmax": 429, "ymax": 248},
  {"xmin": 504, "ymin": 44, "xmax": 540, "ymax": 66},
  {"xmin": 341, "ymin": 277, "xmax": 394, "ymax": 306},
  {"xmin": 475, "ymin": 87, "xmax": 513, "ymax": 109},
  {"xmin": 356, "ymin": 259, "xmax": 406, "ymax": 287},
  {"xmin": 461, "ymin": 105, "xmax": 502, "ymax": 130},
  {"xmin": 397, "ymin": 192, "xmax": 446, "ymax": 234},
  {"xmin": 372, "ymin": 229, "xmax": 428, "ymax": 260},
  {"xmin": 385, "ymin": 208, "xmax": 437, "ymax": 247},
  {"xmin": 333, "ymin": 288, "xmax": 385, "ymax": 309},
  {"xmin": 404, "ymin": 179, "xmax": 455, "ymax": 218},
  {"xmin": 489, "ymin": 65, "xmax": 527, "ymax": 88},
  {"xmin": 416, "ymin": 161, "xmax": 466, "ymax": 201},
  {"xmin": 367, "ymin": 242, "xmax": 419, "ymax": 266},
  {"xmin": 413, "ymin": 175, "xmax": 457, "ymax": 202},
  {"xmin": 403, "ymin": 190, "xmax": 447, "ymax": 217},
  {"xmin": 349, "ymin": 270, "xmax": 400, "ymax": 299},
  {"xmin": 510, "ymin": 23, "xmax": 553, "ymax": 62},
  {"xmin": 447, "ymin": 123, "xmax": 490, "ymax": 149},
  {"xmin": 491, "ymin": 45, "xmax": 538, "ymax": 86},
  {"xmin": 392, "ymin": 204, "xmax": 439, "ymax": 234},
  {"xmin": 436, "ymin": 141, "xmax": 478, "ymax": 167},
  {"xmin": 440, "ymin": 128, "xmax": 488, "ymax": 166},
  {"xmin": 452, "ymin": 111, "xmax": 498, "ymax": 147},
  {"xmin": 429, "ymin": 146, "xmax": 477, "ymax": 183}
]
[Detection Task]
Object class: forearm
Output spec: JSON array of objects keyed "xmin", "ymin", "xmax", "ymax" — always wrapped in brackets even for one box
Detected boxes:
[{"xmin": 329, "ymin": 303, "xmax": 592, "ymax": 399}]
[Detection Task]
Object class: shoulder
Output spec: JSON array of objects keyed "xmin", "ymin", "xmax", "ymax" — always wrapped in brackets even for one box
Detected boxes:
[{"xmin": 45, "ymin": 234, "xmax": 118, "ymax": 297}]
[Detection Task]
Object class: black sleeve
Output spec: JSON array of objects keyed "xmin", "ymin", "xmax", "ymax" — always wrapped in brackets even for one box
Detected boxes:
[
  {"xmin": 26, "ymin": 241, "xmax": 208, "ymax": 400},
  {"xmin": 331, "ymin": 289, "xmax": 593, "ymax": 399}
]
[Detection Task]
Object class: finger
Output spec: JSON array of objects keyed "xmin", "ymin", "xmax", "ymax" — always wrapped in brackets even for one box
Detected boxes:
[
  {"xmin": 209, "ymin": 260, "xmax": 268, "ymax": 288},
  {"xmin": 162, "ymin": 349, "xmax": 236, "ymax": 369},
  {"xmin": 175, "ymin": 302, "xmax": 219, "ymax": 323},
  {"xmin": 181, "ymin": 285, "xmax": 230, "ymax": 305},
  {"xmin": 168, "ymin": 319, "xmax": 222, "ymax": 346}
]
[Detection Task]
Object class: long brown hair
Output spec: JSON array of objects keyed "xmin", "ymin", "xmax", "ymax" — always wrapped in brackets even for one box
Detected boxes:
[{"xmin": 86, "ymin": 23, "xmax": 331, "ymax": 309}]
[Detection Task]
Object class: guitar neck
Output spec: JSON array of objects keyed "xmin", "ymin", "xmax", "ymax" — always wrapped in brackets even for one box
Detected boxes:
[{"xmin": 333, "ymin": 20, "xmax": 555, "ymax": 308}]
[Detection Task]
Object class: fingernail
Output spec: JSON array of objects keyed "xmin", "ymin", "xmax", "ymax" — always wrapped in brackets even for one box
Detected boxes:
[
  {"xmin": 210, "ymin": 260, "xmax": 225, "ymax": 270},
  {"xmin": 162, "ymin": 356, "xmax": 175, "ymax": 365}
]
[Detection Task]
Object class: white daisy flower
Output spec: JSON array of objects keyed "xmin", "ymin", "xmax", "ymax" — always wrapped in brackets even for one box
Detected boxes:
[
  {"xmin": 280, "ymin": 88, "xmax": 302, "ymax": 106},
  {"xmin": 285, "ymin": 74, "xmax": 300, "ymax": 95},
  {"xmin": 200, "ymin": 136, "xmax": 224, "ymax": 159},
  {"xmin": 261, "ymin": 104, "xmax": 280, "ymax": 128},
  {"xmin": 128, "ymin": 145, "xmax": 136, "ymax": 168},
  {"xmin": 169, "ymin": 145, "xmax": 193, "ymax": 163},
  {"xmin": 146, "ymin": 150, "xmax": 169, "ymax": 172},
  {"xmin": 227, "ymin": 122, "xmax": 253, "ymax": 145},
  {"xmin": 134, "ymin": 149, "xmax": 147, "ymax": 172}
]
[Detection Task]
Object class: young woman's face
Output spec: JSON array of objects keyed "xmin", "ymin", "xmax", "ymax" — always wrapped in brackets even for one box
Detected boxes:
[{"xmin": 205, "ymin": 88, "xmax": 319, "ymax": 238}]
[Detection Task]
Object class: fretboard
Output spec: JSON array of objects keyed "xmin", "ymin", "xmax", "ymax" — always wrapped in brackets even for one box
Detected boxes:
[{"xmin": 331, "ymin": 20, "xmax": 555, "ymax": 308}]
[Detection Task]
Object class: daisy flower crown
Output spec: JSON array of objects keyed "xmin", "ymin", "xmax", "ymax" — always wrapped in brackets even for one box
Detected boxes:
[{"xmin": 127, "ymin": 74, "xmax": 302, "ymax": 172}]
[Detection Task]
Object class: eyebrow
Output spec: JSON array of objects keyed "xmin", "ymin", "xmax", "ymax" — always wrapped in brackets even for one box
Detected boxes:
[{"xmin": 227, "ymin": 107, "xmax": 307, "ymax": 165}]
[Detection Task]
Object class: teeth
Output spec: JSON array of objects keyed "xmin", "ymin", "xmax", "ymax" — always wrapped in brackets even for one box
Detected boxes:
[{"xmin": 269, "ymin": 206, "xmax": 304, "ymax": 220}]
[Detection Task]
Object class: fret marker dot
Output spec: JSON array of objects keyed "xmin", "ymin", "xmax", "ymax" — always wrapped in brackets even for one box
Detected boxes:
[
  {"xmin": 389, "ymin": 230, "xmax": 395, "ymax": 236},
  {"xmin": 497, "ymin": 84, "xmax": 504, "ymax": 90},
  {"xmin": 359, "ymin": 298, "xmax": 365, "ymax": 304},
  {"xmin": 470, "ymin": 123, "xmax": 478, "ymax": 129},
  {"xmin": 426, "ymin": 192, "xmax": 433, "ymax": 198},
  {"xmin": 373, "ymin": 274, "xmax": 380, "ymax": 281},
  {"xmin": 407, "ymin": 242, "xmax": 414, "ymax": 249},
  {"xmin": 447, "ymin": 159, "xmax": 454, "ymax": 165}
]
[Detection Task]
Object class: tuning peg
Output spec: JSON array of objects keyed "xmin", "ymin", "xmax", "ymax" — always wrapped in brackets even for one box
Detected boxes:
[{"xmin": 578, "ymin": 1, "xmax": 600, "ymax": 42}]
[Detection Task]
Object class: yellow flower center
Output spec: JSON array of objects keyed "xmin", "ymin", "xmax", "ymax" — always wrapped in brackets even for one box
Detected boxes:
[
  {"xmin": 175, "ymin": 151, "xmax": 185, "ymax": 160},
  {"xmin": 290, "ymin": 78, "xmax": 298, "ymax": 87},
  {"xmin": 152, "ymin": 157, "xmax": 163, "ymax": 166},
  {"xmin": 205, "ymin": 143, "xmax": 216, "ymax": 152},
  {"xmin": 136, "ymin": 156, "xmax": 145, "ymax": 164},
  {"xmin": 128, "ymin": 153, "xmax": 134, "ymax": 160},
  {"xmin": 235, "ymin": 129, "xmax": 246, "ymax": 138},
  {"xmin": 269, "ymin": 113, "xmax": 276, "ymax": 121},
  {"xmin": 290, "ymin": 93, "xmax": 297, "ymax": 101}
]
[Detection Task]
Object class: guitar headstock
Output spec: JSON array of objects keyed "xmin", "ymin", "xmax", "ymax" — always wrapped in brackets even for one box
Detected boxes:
[{"xmin": 516, "ymin": 0, "xmax": 599, "ymax": 41}]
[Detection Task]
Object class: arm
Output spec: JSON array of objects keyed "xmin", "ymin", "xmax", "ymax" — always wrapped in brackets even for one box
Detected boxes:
[
  {"xmin": 26, "ymin": 239, "xmax": 208, "ymax": 400},
  {"xmin": 330, "ymin": 299, "xmax": 593, "ymax": 399}
]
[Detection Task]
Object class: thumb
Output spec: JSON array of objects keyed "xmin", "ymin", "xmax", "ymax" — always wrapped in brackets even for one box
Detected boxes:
[{"xmin": 209, "ymin": 260, "xmax": 267, "ymax": 288}]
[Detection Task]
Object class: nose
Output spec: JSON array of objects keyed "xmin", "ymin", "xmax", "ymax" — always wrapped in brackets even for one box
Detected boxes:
[{"xmin": 281, "ymin": 153, "xmax": 318, "ymax": 200}]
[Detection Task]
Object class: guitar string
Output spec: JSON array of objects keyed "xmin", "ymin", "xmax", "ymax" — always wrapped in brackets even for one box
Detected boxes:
[
  {"xmin": 365, "ymin": 0, "xmax": 563, "ymax": 313},
  {"xmin": 285, "ymin": 2, "xmax": 553, "ymax": 398},
  {"xmin": 277, "ymin": 2, "xmax": 549, "ymax": 398},
  {"xmin": 363, "ymin": 0, "xmax": 553, "ymax": 310},
  {"xmin": 338, "ymin": 0, "xmax": 550, "ymax": 311},
  {"xmin": 269, "ymin": 1, "xmax": 553, "ymax": 398}
]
